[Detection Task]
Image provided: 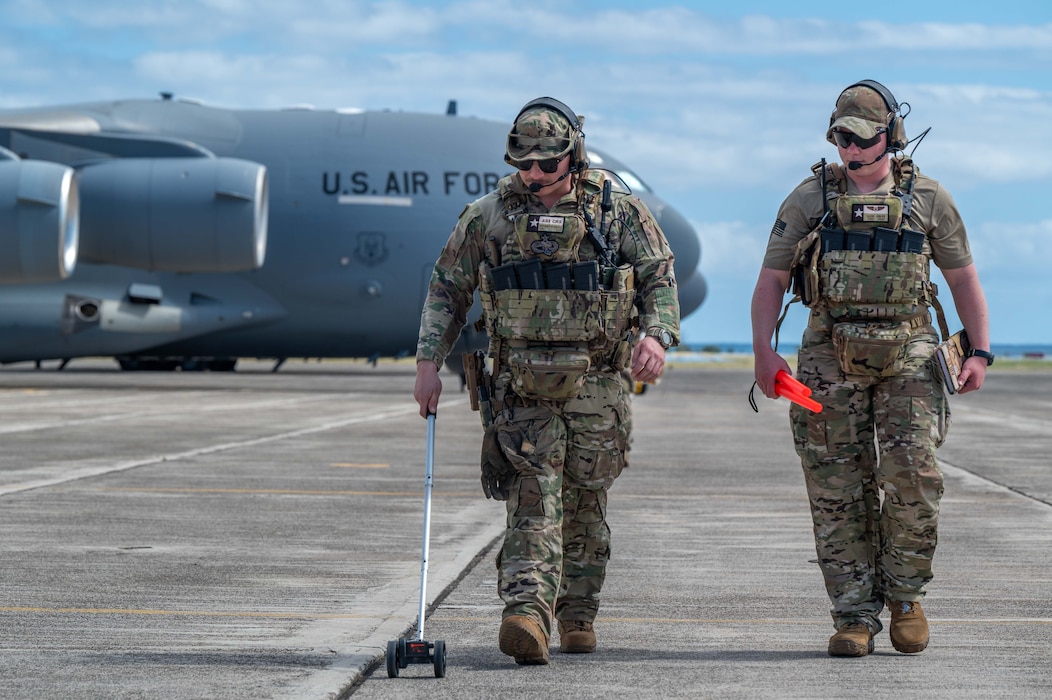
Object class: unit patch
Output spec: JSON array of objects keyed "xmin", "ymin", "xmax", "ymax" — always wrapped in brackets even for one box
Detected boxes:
[{"xmin": 530, "ymin": 233, "xmax": 560, "ymax": 257}]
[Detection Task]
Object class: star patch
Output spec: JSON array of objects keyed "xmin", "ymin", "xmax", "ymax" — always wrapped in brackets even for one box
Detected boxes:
[
  {"xmin": 527, "ymin": 215, "xmax": 565, "ymax": 234},
  {"xmin": 851, "ymin": 204, "xmax": 890, "ymax": 223}
]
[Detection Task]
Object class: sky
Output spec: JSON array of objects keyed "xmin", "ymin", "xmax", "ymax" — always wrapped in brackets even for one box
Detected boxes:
[{"xmin": 2, "ymin": 0, "xmax": 1051, "ymax": 346}]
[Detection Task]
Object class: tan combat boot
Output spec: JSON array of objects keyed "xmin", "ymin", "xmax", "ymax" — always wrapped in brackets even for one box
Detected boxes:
[
  {"xmin": 828, "ymin": 623, "xmax": 874, "ymax": 657},
  {"xmin": 499, "ymin": 615, "xmax": 550, "ymax": 665},
  {"xmin": 889, "ymin": 600, "xmax": 929, "ymax": 653},
  {"xmin": 558, "ymin": 620, "xmax": 596, "ymax": 653}
]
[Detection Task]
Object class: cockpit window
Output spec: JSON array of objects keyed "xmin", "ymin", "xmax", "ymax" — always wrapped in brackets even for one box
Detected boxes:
[
  {"xmin": 586, "ymin": 150, "xmax": 650, "ymax": 194},
  {"xmin": 615, "ymin": 170, "xmax": 648, "ymax": 194}
]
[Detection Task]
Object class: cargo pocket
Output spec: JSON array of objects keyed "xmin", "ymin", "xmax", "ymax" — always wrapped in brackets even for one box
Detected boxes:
[{"xmin": 565, "ymin": 439, "xmax": 624, "ymax": 490}]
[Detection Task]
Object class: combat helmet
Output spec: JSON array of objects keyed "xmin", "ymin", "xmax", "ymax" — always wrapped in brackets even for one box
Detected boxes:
[{"xmin": 505, "ymin": 97, "xmax": 588, "ymax": 173}]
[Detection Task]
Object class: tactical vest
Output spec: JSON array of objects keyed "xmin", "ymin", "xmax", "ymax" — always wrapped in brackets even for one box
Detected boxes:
[
  {"xmin": 782, "ymin": 158, "xmax": 951, "ymax": 378},
  {"xmin": 476, "ymin": 170, "xmax": 637, "ymax": 400},
  {"xmin": 790, "ymin": 158, "xmax": 935, "ymax": 321}
]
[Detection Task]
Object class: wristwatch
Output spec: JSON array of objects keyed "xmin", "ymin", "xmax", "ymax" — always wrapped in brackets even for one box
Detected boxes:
[
  {"xmin": 968, "ymin": 348, "xmax": 995, "ymax": 366},
  {"xmin": 646, "ymin": 327, "xmax": 674, "ymax": 350}
]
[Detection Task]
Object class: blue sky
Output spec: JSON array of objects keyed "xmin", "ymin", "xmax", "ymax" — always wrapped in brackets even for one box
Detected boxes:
[{"xmin": 2, "ymin": 0, "xmax": 1050, "ymax": 345}]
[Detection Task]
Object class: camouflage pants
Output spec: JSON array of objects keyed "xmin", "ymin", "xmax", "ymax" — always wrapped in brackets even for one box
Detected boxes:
[
  {"xmin": 791, "ymin": 322, "xmax": 950, "ymax": 633},
  {"xmin": 492, "ymin": 370, "xmax": 630, "ymax": 639}
]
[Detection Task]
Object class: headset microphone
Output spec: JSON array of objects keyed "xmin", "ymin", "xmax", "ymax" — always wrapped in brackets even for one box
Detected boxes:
[
  {"xmin": 528, "ymin": 169, "xmax": 572, "ymax": 193},
  {"xmin": 847, "ymin": 151, "xmax": 887, "ymax": 171}
]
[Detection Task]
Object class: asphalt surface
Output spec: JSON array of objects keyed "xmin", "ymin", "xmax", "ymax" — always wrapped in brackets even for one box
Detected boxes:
[{"xmin": 0, "ymin": 359, "xmax": 1048, "ymax": 699}]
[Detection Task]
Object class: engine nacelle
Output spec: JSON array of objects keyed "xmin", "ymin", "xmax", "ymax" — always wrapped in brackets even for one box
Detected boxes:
[
  {"xmin": 0, "ymin": 154, "xmax": 79, "ymax": 284},
  {"xmin": 77, "ymin": 157, "xmax": 267, "ymax": 273}
]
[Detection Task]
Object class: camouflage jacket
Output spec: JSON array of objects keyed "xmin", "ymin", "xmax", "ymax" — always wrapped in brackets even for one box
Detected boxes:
[{"xmin": 416, "ymin": 170, "xmax": 679, "ymax": 369}]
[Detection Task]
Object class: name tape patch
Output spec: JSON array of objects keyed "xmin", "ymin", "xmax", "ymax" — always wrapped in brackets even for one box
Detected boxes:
[{"xmin": 527, "ymin": 215, "xmax": 566, "ymax": 233}]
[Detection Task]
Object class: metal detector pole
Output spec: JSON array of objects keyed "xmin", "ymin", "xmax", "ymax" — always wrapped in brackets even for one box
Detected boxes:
[{"xmin": 417, "ymin": 412, "xmax": 436, "ymax": 642}]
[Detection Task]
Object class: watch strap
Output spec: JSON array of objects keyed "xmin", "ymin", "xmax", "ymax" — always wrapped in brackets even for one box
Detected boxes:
[
  {"xmin": 969, "ymin": 348, "xmax": 995, "ymax": 366},
  {"xmin": 646, "ymin": 327, "xmax": 672, "ymax": 350}
]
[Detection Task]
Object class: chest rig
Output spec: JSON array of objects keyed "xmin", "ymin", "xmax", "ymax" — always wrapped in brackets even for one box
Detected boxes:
[
  {"xmin": 789, "ymin": 157, "xmax": 945, "ymax": 324},
  {"xmin": 780, "ymin": 158, "xmax": 951, "ymax": 379},
  {"xmin": 476, "ymin": 170, "xmax": 638, "ymax": 401}
]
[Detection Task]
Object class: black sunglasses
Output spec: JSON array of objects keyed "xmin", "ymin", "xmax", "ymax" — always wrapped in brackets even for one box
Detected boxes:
[
  {"xmin": 513, "ymin": 156, "xmax": 564, "ymax": 173},
  {"xmin": 832, "ymin": 129, "xmax": 885, "ymax": 150}
]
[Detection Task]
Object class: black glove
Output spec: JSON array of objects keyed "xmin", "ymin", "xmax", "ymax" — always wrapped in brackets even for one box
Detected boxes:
[{"xmin": 480, "ymin": 424, "xmax": 514, "ymax": 500}]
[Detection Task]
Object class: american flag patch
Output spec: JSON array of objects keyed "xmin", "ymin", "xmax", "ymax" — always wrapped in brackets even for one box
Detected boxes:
[
  {"xmin": 851, "ymin": 204, "xmax": 890, "ymax": 223},
  {"xmin": 771, "ymin": 219, "xmax": 787, "ymax": 237}
]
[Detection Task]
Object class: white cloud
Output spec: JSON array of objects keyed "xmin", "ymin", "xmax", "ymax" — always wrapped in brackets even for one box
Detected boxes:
[
  {"xmin": 970, "ymin": 218, "xmax": 1052, "ymax": 272},
  {"xmin": 3, "ymin": 1, "xmax": 1051, "ymax": 343},
  {"xmin": 691, "ymin": 220, "xmax": 769, "ymax": 279}
]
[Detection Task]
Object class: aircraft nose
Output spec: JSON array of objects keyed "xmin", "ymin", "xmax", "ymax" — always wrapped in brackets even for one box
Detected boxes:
[
  {"xmin": 635, "ymin": 192, "xmax": 706, "ymax": 319},
  {"xmin": 649, "ymin": 198, "xmax": 700, "ymax": 276}
]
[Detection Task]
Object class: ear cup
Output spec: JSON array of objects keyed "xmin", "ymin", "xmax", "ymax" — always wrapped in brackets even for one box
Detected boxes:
[
  {"xmin": 571, "ymin": 129, "xmax": 589, "ymax": 172},
  {"xmin": 835, "ymin": 80, "xmax": 908, "ymax": 151},
  {"xmin": 886, "ymin": 114, "xmax": 908, "ymax": 151}
]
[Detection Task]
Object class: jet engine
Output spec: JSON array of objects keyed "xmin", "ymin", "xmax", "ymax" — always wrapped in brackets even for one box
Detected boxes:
[
  {"xmin": 0, "ymin": 151, "xmax": 79, "ymax": 284},
  {"xmin": 76, "ymin": 157, "xmax": 268, "ymax": 273}
]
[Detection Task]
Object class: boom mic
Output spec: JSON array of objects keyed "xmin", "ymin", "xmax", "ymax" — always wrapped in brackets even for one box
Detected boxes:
[
  {"xmin": 847, "ymin": 152, "xmax": 887, "ymax": 171},
  {"xmin": 528, "ymin": 170, "xmax": 572, "ymax": 193}
]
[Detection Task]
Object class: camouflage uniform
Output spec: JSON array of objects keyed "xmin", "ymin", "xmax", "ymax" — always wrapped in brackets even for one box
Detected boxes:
[
  {"xmin": 763, "ymin": 156, "xmax": 970, "ymax": 634},
  {"xmin": 417, "ymin": 106, "xmax": 679, "ymax": 641}
]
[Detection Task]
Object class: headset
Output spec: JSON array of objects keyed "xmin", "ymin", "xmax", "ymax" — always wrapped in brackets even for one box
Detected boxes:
[
  {"xmin": 832, "ymin": 79, "xmax": 908, "ymax": 152},
  {"xmin": 506, "ymin": 96, "xmax": 589, "ymax": 172}
]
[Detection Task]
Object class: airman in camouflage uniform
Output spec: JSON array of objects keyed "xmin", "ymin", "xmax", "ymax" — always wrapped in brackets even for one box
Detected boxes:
[
  {"xmin": 415, "ymin": 97, "xmax": 679, "ymax": 665},
  {"xmin": 750, "ymin": 81, "xmax": 991, "ymax": 657}
]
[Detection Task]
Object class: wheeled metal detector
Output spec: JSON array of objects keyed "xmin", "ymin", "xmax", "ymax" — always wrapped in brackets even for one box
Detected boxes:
[{"xmin": 387, "ymin": 412, "xmax": 447, "ymax": 678}]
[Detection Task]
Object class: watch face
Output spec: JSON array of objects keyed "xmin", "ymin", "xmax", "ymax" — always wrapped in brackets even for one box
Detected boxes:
[{"xmin": 647, "ymin": 328, "xmax": 671, "ymax": 348}]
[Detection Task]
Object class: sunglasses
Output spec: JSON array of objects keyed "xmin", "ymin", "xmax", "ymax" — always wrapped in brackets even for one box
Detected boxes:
[
  {"xmin": 513, "ymin": 156, "xmax": 565, "ymax": 174},
  {"xmin": 832, "ymin": 129, "xmax": 885, "ymax": 150}
]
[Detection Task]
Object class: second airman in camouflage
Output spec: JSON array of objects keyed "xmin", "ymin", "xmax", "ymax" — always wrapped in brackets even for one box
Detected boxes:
[{"xmin": 751, "ymin": 80, "xmax": 991, "ymax": 658}]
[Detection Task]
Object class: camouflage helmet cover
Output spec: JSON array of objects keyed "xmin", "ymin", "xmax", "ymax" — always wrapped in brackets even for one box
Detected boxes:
[
  {"xmin": 506, "ymin": 104, "xmax": 577, "ymax": 164},
  {"xmin": 826, "ymin": 85, "xmax": 892, "ymax": 144}
]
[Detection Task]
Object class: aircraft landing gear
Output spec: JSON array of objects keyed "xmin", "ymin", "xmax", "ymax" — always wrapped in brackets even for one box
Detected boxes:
[{"xmin": 116, "ymin": 356, "xmax": 238, "ymax": 372}]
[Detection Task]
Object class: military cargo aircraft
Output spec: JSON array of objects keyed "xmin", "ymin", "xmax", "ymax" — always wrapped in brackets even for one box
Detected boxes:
[{"xmin": 0, "ymin": 95, "xmax": 706, "ymax": 371}]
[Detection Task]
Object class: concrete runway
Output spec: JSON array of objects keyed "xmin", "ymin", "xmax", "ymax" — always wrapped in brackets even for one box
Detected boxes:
[{"xmin": 0, "ymin": 360, "xmax": 1048, "ymax": 698}]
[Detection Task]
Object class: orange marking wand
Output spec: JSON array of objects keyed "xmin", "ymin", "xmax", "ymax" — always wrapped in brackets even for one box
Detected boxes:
[{"xmin": 775, "ymin": 370, "xmax": 823, "ymax": 413}]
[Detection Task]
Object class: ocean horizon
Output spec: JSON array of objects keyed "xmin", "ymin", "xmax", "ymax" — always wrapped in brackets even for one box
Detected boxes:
[{"xmin": 675, "ymin": 342, "xmax": 1052, "ymax": 360}]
